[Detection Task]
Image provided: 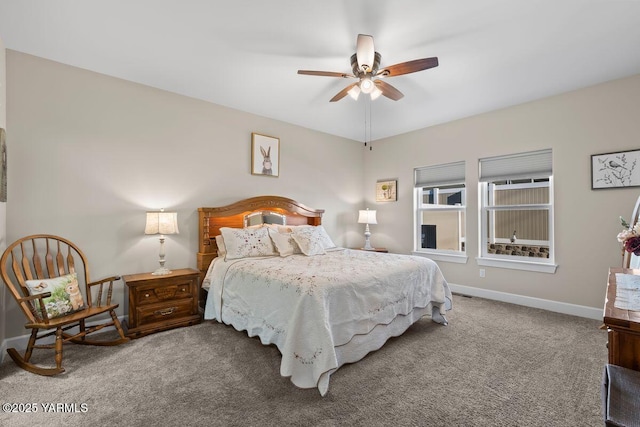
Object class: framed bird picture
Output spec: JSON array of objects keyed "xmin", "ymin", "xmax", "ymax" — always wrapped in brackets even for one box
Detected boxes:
[{"xmin": 591, "ymin": 149, "xmax": 640, "ymax": 189}]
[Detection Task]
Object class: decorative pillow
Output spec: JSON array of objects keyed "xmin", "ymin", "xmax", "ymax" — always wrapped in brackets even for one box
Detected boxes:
[
  {"xmin": 25, "ymin": 273, "xmax": 86, "ymax": 319},
  {"xmin": 315, "ymin": 225, "xmax": 337, "ymax": 249},
  {"xmin": 291, "ymin": 227, "xmax": 327, "ymax": 256},
  {"xmin": 268, "ymin": 228, "xmax": 302, "ymax": 257},
  {"xmin": 215, "ymin": 235, "xmax": 227, "ymax": 258},
  {"xmin": 220, "ymin": 227, "xmax": 277, "ymax": 260},
  {"xmin": 274, "ymin": 225, "xmax": 307, "ymax": 234}
]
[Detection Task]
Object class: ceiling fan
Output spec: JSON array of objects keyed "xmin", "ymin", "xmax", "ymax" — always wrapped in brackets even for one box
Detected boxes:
[{"xmin": 298, "ymin": 34, "xmax": 438, "ymax": 102}]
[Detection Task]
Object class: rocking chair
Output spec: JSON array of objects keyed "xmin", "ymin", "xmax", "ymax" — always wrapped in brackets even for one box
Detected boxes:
[{"xmin": 0, "ymin": 234, "xmax": 130, "ymax": 375}]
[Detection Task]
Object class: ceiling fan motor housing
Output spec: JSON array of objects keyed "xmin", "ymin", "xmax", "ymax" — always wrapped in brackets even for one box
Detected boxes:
[{"xmin": 351, "ymin": 52, "xmax": 381, "ymax": 78}]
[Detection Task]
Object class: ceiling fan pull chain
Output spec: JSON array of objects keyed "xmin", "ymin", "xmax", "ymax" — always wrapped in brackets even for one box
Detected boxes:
[
  {"xmin": 364, "ymin": 99, "xmax": 368, "ymax": 148},
  {"xmin": 369, "ymin": 100, "xmax": 373, "ymax": 151}
]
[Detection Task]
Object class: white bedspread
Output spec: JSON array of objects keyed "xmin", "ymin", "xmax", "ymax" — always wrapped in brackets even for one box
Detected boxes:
[{"xmin": 203, "ymin": 248, "xmax": 452, "ymax": 395}]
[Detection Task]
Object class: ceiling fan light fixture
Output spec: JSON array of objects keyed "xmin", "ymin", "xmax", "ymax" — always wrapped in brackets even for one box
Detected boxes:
[
  {"xmin": 348, "ymin": 85, "xmax": 361, "ymax": 100},
  {"xmin": 360, "ymin": 77, "xmax": 375, "ymax": 94},
  {"xmin": 370, "ymin": 86, "xmax": 382, "ymax": 100}
]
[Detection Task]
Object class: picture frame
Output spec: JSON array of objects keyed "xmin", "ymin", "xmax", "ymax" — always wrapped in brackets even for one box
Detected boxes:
[
  {"xmin": 591, "ymin": 149, "xmax": 640, "ymax": 189},
  {"xmin": 376, "ymin": 179, "xmax": 397, "ymax": 202},
  {"xmin": 251, "ymin": 133, "xmax": 280, "ymax": 177}
]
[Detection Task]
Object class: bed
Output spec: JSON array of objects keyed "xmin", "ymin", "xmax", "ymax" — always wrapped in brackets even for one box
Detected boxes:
[{"xmin": 197, "ymin": 195, "xmax": 452, "ymax": 396}]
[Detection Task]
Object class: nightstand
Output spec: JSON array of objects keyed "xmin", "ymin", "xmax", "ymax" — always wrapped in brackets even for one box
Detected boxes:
[
  {"xmin": 351, "ymin": 248, "xmax": 389, "ymax": 253},
  {"xmin": 122, "ymin": 268, "xmax": 201, "ymax": 338}
]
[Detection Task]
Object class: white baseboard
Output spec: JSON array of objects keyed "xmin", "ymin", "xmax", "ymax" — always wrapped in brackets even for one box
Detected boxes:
[
  {"xmin": 1, "ymin": 315, "xmax": 127, "ymax": 364},
  {"xmin": 448, "ymin": 283, "xmax": 602, "ymax": 321}
]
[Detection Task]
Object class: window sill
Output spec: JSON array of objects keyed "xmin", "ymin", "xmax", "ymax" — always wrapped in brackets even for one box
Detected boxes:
[
  {"xmin": 412, "ymin": 251, "xmax": 468, "ymax": 264},
  {"xmin": 476, "ymin": 257, "xmax": 557, "ymax": 273}
]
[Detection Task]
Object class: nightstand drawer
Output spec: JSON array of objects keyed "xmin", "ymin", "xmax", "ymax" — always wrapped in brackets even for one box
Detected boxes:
[
  {"xmin": 136, "ymin": 298, "xmax": 195, "ymax": 326},
  {"xmin": 135, "ymin": 282, "xmax": 193, "ymax": 306}
]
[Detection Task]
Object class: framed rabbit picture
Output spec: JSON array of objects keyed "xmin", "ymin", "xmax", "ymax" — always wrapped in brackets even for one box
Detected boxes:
[{"xmin": 251, "ymin": 133, "xmax": 280, "ymax": 177}]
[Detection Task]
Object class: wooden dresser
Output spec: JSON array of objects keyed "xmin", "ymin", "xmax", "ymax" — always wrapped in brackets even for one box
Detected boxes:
[
  {"xmin": 123, "ymin": 268, "xmax": 201, "ymax": 338},
  {"xmin": 603, "ymin": 267, "xmax": 640, "ymax": 371}
]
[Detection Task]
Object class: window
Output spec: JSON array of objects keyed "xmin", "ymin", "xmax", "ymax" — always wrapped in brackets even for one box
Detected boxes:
[
  {"xmin": 413, "ymin": 161, "xmax": 467, "ymax": 263},
  {"xmin": 478, "ymin": 149, "xmax": 557, "ymax": 273}
]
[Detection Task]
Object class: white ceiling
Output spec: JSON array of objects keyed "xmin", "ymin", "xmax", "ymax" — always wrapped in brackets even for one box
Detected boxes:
[{"xmin": 1, "ymin": 0, "xmax": 639, "ymax": 142}]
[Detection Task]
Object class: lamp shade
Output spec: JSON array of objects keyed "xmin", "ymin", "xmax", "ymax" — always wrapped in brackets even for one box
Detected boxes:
[
  {"xmin": 358, "ymin": 209, "xmax": 377, "ymax": 225},
  {"xmin": 145, "ymin": 210, "xmax": 179, "ymax": 235}
]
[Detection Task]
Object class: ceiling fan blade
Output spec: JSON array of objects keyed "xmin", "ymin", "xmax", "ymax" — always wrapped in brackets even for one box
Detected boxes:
[
  {"xmin": 374, "ymin": 79, "xmax": 404, "ymax": 101},
  {"xmin": 298, "ymin": 70, "xmax": 355, "ymax": 78},
  {"xmin": 356, "ymin": 34, "xmax": 375, "ymax": 73},
  {"xmin": 330, "ymin": 82, "xmax": 360, "ymax": 102},
  {"xmin": 377, "ymin": 57, "xmax": 439, "ymax": 77}
]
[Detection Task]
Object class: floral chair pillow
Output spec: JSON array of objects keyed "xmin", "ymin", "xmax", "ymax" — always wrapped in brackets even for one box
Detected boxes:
[{"xmin": 25, "ymin": 273, "xmax": 86, "ymax": 319}]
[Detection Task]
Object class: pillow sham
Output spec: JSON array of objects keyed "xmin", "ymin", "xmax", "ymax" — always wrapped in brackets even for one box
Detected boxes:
[
  {"xmin": 315, "ymin": 225, "xmax": 337, "ymax": 249},
  {"xmin": 220, "ymin": 226, "xmax": 277, "ymax": 260},
  {"xmin": 272, "ymin": 224, "xmax": 306, "ymax": 234},
  {"xmin": 268, "ymin": 228, "xmax": 302, "ymax": 257},
  {"xmin": 215, "ymin": 235, "xmax": 227, "ymax": 258},
  {"xmin": 25, "ymin": 273, "xmax": 86, "ymax": 319},
  {"xmin": 291, "ymin": 227, "xmax": 327, "ymax": 256}
]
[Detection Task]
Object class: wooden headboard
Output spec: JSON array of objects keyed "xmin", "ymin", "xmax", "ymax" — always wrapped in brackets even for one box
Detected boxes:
[{"xmin": 197, "ymin": 195, "xmax": 324, "ymax": 282}]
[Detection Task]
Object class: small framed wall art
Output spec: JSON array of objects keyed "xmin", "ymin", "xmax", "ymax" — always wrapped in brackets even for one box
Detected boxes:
[
  {"xmin": 591, "ymin": 149, "xmax": 640, "ymax": 189},
  {"xmin": 376, "ymin": 179, "xmax": 397, "ymax": 202},
  {"xmin": 251, "ymin": 133, "xmax": 280, "ymax": 177}
]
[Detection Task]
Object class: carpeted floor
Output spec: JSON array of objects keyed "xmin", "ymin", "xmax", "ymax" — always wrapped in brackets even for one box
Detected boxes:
[{"xmin": 0, "ymin": 294, "xmax": 607, "ymax": 427}]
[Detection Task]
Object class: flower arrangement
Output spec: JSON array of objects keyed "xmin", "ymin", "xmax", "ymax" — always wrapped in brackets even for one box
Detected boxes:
[{"xmin": 618, "ymin": 216, "xmax": 640, "ymax": 255}]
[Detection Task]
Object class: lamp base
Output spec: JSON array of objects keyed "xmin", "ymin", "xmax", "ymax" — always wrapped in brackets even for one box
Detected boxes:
[
  {"xmin": 151, "ymin": 267, "xmax": 172, "ymax": 276},
  {"xmin": 363, "ymin": 226, "xmax": 374, "ymax": 250}
]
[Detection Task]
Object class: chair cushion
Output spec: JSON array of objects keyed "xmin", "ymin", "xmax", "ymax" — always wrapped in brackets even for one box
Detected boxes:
[{"xmin": 25, "ymin": 273, "xmax": 86, "ymax": 319}]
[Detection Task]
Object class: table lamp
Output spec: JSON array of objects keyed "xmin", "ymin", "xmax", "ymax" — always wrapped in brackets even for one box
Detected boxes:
[
  {"xmin": 145, "ymin": 208, "xmax": 179, "ymax": 275},
  {"xmin": 358, "ymin": 208, "xmax": 377, "ymax": 250}
]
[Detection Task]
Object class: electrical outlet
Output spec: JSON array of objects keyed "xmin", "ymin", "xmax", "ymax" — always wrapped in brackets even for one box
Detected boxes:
[{"xmin": 479, "ymin": 269, "xmax": 485, "ymax": 278}]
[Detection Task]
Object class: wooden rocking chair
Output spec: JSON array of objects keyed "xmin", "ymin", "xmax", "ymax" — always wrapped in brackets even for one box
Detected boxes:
[{"xmin": 0, "ymin": 234, "xmax": 130, "ymax": 375}]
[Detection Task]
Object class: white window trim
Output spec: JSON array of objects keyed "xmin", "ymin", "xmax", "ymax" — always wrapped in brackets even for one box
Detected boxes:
[
  {"xmin": 414, "ymin": 187, "xmax": 467, "ymax": 261},
  {"xmin": 413, "ymin": 250, "xmax": 468, "ymax": 264},
  {"xmin": 478, "ymin": 176, "xmax": 557, "ymax": 274},
  {"xmin": 476, "ymin": 256, "xmax": 557, "ymax": 273}
]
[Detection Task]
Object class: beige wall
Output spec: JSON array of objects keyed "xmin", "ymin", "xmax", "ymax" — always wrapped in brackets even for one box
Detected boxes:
[
  {"xmin": 0, "ymin": 38, "xmax": 6, "ymax": 349},
  {"xmin": 364, "ymin": 74, "xmax": 640, "ymax": 309},
  {"xmin": 3, "ymin": 51, "xmax": 365, "ymax": 339}
]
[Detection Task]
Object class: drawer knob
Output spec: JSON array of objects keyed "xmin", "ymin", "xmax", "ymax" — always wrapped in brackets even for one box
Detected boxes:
[{"xmin": 144, "ymin": 293, "xmax": 150, "ymax": 298}]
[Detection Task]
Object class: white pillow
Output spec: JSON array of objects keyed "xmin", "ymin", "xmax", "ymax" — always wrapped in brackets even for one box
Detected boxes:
[
  {"xmin": 291, "ymin": 227, "xmax": 327, "ymax": 256},
  {"xmin": 220, "ymin": 227, "xmax": 277, "ymax": 260},
  {"xmin": 268, "ymin": 228, "xmax": 302, "ymax": 257},
  {"xmin": 215, "ymin": 235, "xmax": 227, "ymax": 258},
  {"xmin": 315, "ymin": 225, "xmax": 337, "ymax": 249},
  {"xmin": 274, "ymin": 224, "xmax": 308, "ymax": 234}
]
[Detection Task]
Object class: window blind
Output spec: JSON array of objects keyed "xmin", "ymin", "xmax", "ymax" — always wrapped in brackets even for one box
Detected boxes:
[
  {"xmin": 414, "ymin": 161, "xmax": 465, "ymax": 188},
  {"xmin": 479, "ymin": 149, "xmax": 552, "ymax": 182}
]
